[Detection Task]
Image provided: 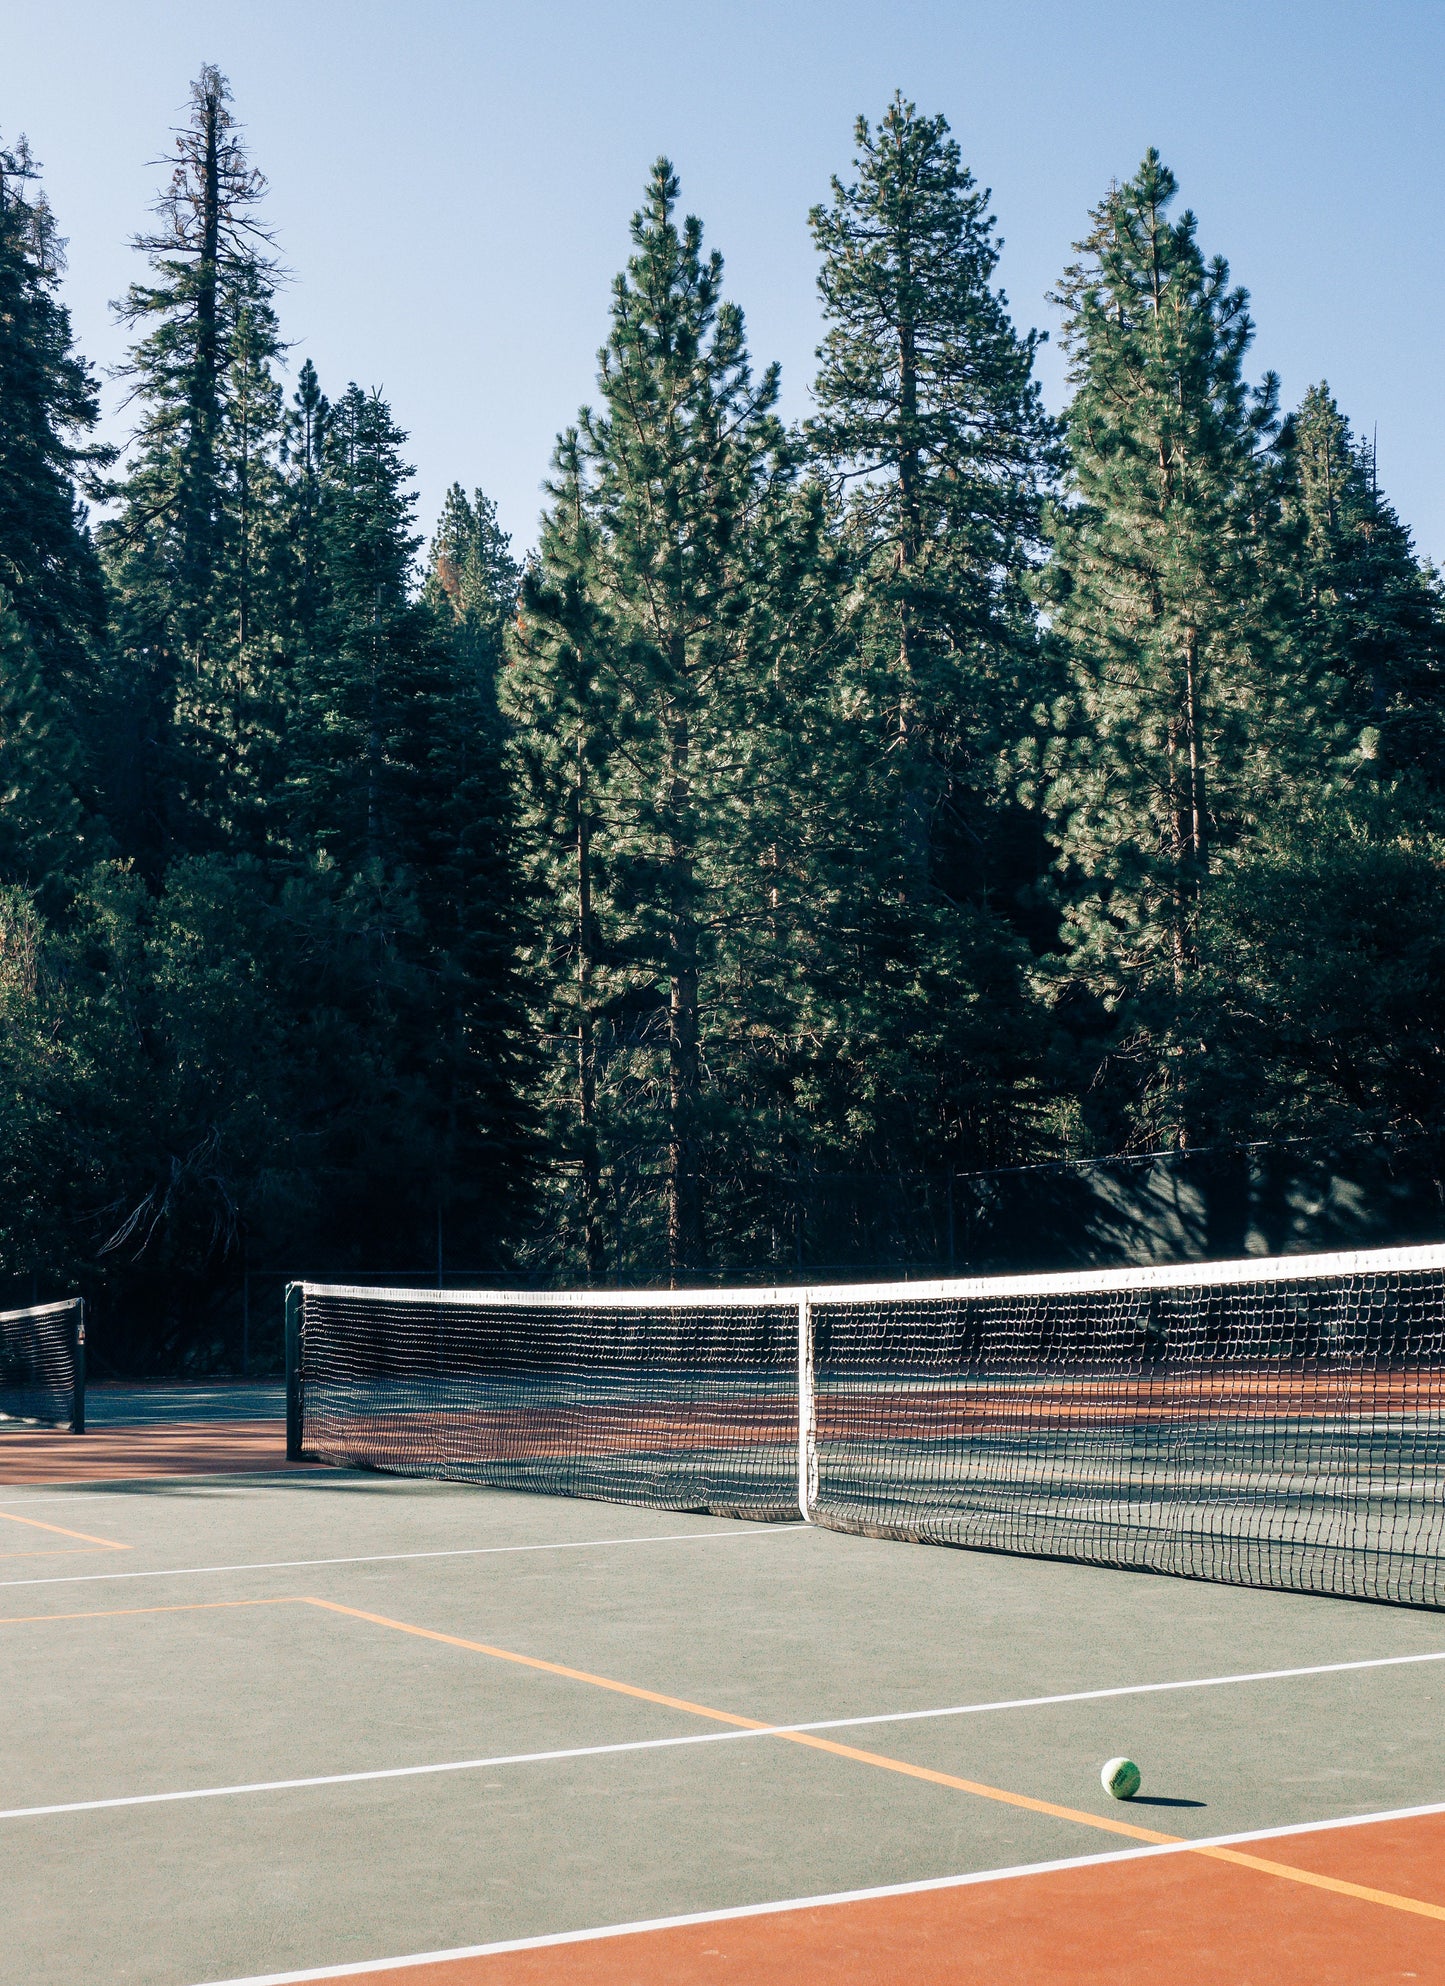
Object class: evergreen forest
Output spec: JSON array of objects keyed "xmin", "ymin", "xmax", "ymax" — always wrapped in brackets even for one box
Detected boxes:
[{"xmin": 4, "ymin": 73, "xmax": 1444, "ymax": 1368}]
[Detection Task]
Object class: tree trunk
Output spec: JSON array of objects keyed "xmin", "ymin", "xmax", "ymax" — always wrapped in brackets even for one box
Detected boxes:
[
  {"xmin": 236, "ymin": 384, "xmax": 250, "ymax": 655},
  {"xmin": 665, "ymin": 708, "xmax": 702, "ymax": 1282},
  {"xmin": 575, "ymin": 744, "xmax": 605, "ymax": 1282},
  {"xmin": 1178, "ymin": 617, "xmax": 1206, "ymax": 975},
  {"xmin": 1183, "ymin": 622, "xmax": 1206, "ymax": 876},
  {"xmin": 1166, "ymin": 711, "xmax": 1188, "ymax": 993},
  {"xmin": 184, "ymin": 77, "xmax": 223, "ymax": 646},
  {"xmin": 366, "ymin": 581, "xmax": 382, "ymax": 862},
  {"xmin": 894, "ymin": 222, "xmax": 930, "ymax": 887}
]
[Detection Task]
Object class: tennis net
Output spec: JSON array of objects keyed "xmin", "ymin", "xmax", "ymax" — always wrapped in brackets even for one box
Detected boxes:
[
  {"xmin": 288, "ymin": 1243, "xmax": 1445, "ymax": 1607},
  {"xmin": 0, "ymin": 1298, "xmax": 85, "ymax": 1432}
]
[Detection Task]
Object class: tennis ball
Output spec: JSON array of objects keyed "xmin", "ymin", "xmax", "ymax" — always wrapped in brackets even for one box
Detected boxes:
[{"xmin": 1101, "ymin": 1756, "xmax": 1141, "ymax": 1800}]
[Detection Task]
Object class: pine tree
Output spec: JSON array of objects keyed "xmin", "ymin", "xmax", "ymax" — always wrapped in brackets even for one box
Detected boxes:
[
  {"xmin": 418, "ymin": 480, "xmax": 536, "ymax": 1263},
  {"xmin": 117, "ymin": 65, "xmax": 280, "ymax": 642},
  {"xmin": 799, "ymin": 99, "xmax": 1062, "ymax": 1184},
  {"xmin": 505, "ymin": 161, "xmax": 803, "ymax": 1278},
  {"xmin": 1198, "ymin": 797, "xmax": 1445, "ymax": 1187},
  {"xmin": 222, "ymin": 299, "xmax": 287, "ymax": 670},
  {"xmin": 808, "ymin": 95, "xmax": 1060, "ymax": 899},
  {"xmin": 1192, "ymin": 392, "xmax": 1445, "ymax": 1166},
  {"xmin": 279, "ymin": 358, "xmax": 330, "ymax": 659},
  {"xmin": 1284, "ymin": 383, "xmax": 1445, "ymax": 783},
  {"xmin": 0, "ymin": 132, "xmax": 108, "ymax": 885},
  {"xmin": 100, "ymin": 65, "xmax": 286, "ymax": 869},
  {"xmin": 0, "ymin": 590, "xmax": 84, "ymax": 889},
  {"xmin": 282, "ymin": 386, "xmax": 535, "ymax": 1264},
  {"xmin": 426, "ymin": 483, "xmax": 521, "ymax": 653},
  {"xmin": 0, "ymin": 884, "xmax": 84, "ymax": 1285},
  {"xmin": 288, "ymin": 383, "xmax": 419, "ymax": 863},
  {"xmin": 505, "ymin": 437, "xmax": 615, "ymax": 1277},
  {"xmin": 1042, "ymin": 150, "xmax": 1293, "ymax": 1148}
]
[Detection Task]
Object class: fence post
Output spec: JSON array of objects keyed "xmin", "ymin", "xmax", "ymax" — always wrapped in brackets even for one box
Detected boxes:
[
  {"xmin": 797, "ymin": 1291, "xmax": 816, "ymax": 1522},
  {"xmin": 285, "ymin": 1283, "xmax": 303, "ymax": 1461},
  {"xmin": 71, "ymin": 1299, "xmax": 86, "ymax": 1436}
]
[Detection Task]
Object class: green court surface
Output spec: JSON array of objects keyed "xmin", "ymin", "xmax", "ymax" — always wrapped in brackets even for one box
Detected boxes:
[{"xmin": 3, "ymin": 1460, "xmax": 1445, "ymax": 1985}]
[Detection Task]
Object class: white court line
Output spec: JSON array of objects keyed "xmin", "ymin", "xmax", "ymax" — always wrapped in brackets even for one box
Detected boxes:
[
  {"xmin": 0, "ymin": 1524, "xmax": 802, "ymax": 1591},
  {"xmin": 7, "ymin": 1644, "xmax": 1443, "ymax": 1825},
  {"xmin": 188, "ymin": 1797, "xmax": 1445, "ymax": 1984},
  {"xmin": 795, "ymin": 1644, "xmax": 1445, "ymax": 1736},
  {"xmin": 0, "ymin": 1729, "xmax": 752, "ymax": 1821}
]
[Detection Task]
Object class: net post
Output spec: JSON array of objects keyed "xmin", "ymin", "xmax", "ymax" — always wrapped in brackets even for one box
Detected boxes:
[
  {"xmin": 797, "ymin": 1291, "xmax": 817, "ymax": 1521},
  {"xmin": 71, "ymin": 1300, "xmax": 86, "ymax": 1435},
  {"xmin": 285, "ymin": 1283, "xmax": 304, "ymax": 1461}
]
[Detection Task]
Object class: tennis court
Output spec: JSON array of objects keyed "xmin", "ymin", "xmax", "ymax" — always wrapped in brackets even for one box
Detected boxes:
[
  {"xmin": 6, "ymin": 1251, "xmax": 1445, "ymax": 1984},
  {"xmin": 2, "ymin": 1402, "xmax": 1444, "ymax": 1984}
]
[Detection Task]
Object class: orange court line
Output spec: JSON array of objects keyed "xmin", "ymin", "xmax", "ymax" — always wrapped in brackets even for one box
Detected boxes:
[
  {"xmin": 0, "ymin": 1509, "xmax": 129, "ymax": 1549},
  {"xmin": 305, "ymin": 1599, "xmax": 1445, "ymax": 1916},
  {"xmin": 0, "ymin": 1597, "xmax": 303, "ymax": 1627},
  {"xmin": 0, "ymin": 1548, "xmax": 108, "ymax": 1560},
  {"xmin": 306, "ymin": 1595, "xmax": 1157, "ymax": 1839},
  {"xmin": 1241, "ymin": 1808, "xmax": 1445, "ymax": 1911},
  {"xmin": 310, "ymin": 1599, "xmax": 1162, "ymax": 1838},
  {"xmin": 302, "ymin": 1599, "xmax": 802, "ymax": 1730},
  {"xmin": 1200, "ymin": 1844, "xmax": 1445, "ymax": 1922},
  {"xmin": 6, "ymin": 1587, "xmax": 1442, "ymax": 1932},
  {"xmin": 779, "ymin": 1728, "xmax": 1172, "ymax": 1843}
]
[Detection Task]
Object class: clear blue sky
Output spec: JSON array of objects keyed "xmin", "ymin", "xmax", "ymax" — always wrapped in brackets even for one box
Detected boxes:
[{"xmin": 9, "ymin": 0, "xmax": 1443, "ymax": 563}]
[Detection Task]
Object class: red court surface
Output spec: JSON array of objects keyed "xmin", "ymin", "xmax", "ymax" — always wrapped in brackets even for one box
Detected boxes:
[
  {"xmin": 0, "ymin": 1420, "xmax": 302, "ymax": 1484},
  {"xmin": 298, "ymin": 1811, "xmax": 1445, "ymax": 1986}
]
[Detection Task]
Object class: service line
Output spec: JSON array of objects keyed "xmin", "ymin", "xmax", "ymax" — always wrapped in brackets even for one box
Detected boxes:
[{"xmin": 3, "ymin": 1606, "xmax": 1442, "ymax": 1825}]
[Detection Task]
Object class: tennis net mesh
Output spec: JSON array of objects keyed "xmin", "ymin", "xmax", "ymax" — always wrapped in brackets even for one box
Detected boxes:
[
  {"xmin": 289, "ymin": 1244, "xmax": 1445, "ymax": 1607},
  {"xmin": 0, "ymin": 1299, "xmax": 85, "ymax": 1432}
]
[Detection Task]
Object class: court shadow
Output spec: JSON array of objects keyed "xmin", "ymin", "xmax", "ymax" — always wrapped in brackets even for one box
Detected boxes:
[{"xmin": 1129, "ymin": 1795, "xmax": 1207, "ymax": 1809}]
